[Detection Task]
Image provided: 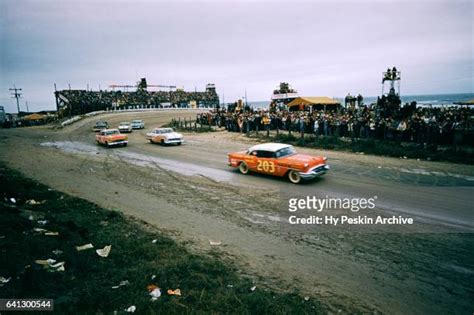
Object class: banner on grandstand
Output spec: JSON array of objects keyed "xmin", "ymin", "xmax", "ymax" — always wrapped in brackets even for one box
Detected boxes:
[
  {"xmin": 271, "ymin": 93, "xmax": 299, "ymax": 100},
  {"xmin": 58, "ymin": 93, "xmax": 69, "ymax": 104}
]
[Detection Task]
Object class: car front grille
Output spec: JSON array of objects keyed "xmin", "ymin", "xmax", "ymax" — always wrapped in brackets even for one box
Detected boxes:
[{"xmin": 311, "ymin": 165, "xmax": 327, "ymax": 173}]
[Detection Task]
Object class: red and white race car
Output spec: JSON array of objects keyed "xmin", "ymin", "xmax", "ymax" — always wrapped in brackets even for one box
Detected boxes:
[
  {"xmin": 228, "ymin": 143, "xmax": 329, "ymax": 184},
  {"xmin": 95, "ymin": 129, "xmax": 128, "ymax": 147}
]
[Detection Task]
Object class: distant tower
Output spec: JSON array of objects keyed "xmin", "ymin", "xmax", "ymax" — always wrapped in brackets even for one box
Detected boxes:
[
  {"xmin": 381, "ymin": 66, "xmax": 401, "ymax": 96},
  {"xmin": 137, "ymin": 78, "xmax": 148, "ymax": 91},
  {"xmin": 206, "ymin": 83, "xmax": 216, "ymax": 93}
]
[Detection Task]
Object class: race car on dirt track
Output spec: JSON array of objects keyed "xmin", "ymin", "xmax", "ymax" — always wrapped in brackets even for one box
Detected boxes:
[
  {"xmin": 93, "ymin": 121, "xmax": 109, "ymax": 132},
  {"xmin": 118, "ymin": 122, "xmax": 133, "ymax": 133},
  {"xmin": 228, "ymin": 143, "xmax": 329, "ymax": 184},
  {"xmin": 96, "ymin": 129, "xmax": 128, "ymax": 147},
  {"xmin": 146, "ymin": 128, "xmax": 183, "ymax": 145},
  {"xmin": 131, "ymin": 119, "xmax": 145, "ymax": 129}
]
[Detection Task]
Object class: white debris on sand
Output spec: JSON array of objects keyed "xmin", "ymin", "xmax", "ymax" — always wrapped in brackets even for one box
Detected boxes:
[
  {"xmin": 96, "ymin": 245, "xmax": 112, "ymax": 257},
  {"xmin": 76, "ymin": 243, "xmax": 94, "ymax": 251}
]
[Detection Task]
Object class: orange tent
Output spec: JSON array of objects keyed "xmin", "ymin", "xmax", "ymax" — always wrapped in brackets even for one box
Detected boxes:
[{"xmin": 287, "ymin": 96, "xmax": 340, "ymax": 108}]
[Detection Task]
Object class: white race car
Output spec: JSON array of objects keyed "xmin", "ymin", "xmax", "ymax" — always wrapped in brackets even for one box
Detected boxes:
[
  {"xmin": 146, "ymin": 128, "xmax": 183, "ymax": 145},
  {"xmin": 118, "ymin": 122, "xmax": 133, "ymax": 133},
  {"xmin": 131, "ymin": 120, "xmax": 145, "ymax": 129}
]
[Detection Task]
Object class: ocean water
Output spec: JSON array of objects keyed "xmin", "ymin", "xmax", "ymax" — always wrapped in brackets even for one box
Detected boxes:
[{"xmin": 245, "ymin": 93, "xmax": 474, "ymax": 109}]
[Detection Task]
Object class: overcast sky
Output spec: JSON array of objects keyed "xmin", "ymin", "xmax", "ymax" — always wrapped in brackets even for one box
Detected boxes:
[{"xmin": 1, "ymin": 0, "xmax": 472, "ymax": 112}]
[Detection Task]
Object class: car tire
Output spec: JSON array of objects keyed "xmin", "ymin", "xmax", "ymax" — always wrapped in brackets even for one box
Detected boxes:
[
  {"xmin": 177, "ymin": 142, "xmax": 182, "ymax": 146},
  {"xmin": 160, "ymin": 139, "xmax": 165, "ymax": 145},
  {"xmin": 105, "ymin": 141, "xmax": 110, "ymax": 148},
  {"xmin": 239, "ymin": 162, "xmax": 249, "ymax": 175},
  {"xmin": 123, "ymin": 143, "xmax": 127, "ymax": 147},
  {"xmin": 149, "ymin": 139, "xmax": 153, "ymax": 143},
  {"xmin": 288, "ymin": 170, "xmax": 301, "ymax": 184}
]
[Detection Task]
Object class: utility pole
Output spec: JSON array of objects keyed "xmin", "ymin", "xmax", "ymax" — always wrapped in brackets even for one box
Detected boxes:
[
  {"xmin": 25, "ymin": 101, "xmax": 29, "ymax": 113},
  {"xmin": 54, "ymin": 83, "xmax": 60, "ymax": 112},
  {"xmin": 9, "ymin": 85, "xmax": 22, "ymax": 113}
]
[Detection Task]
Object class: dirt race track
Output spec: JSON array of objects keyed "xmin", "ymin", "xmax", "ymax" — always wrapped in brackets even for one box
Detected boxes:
[{"xmin": 1, "ymin": 110, "xmax": 473, "ymax": 314}]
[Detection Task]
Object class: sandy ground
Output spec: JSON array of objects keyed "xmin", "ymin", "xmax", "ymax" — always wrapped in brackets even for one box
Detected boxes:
[{"xmin": 0, "ymin": 110, "xmax": 473, "ymax": 314}]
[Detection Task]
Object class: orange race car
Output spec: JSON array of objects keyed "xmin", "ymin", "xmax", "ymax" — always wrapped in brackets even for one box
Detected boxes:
[
  {"xmin": 95, "ymin": 129, "xmax": 128, "ymax": 147},
  {"xmin": 228, "ymin": 143, "xmax": 329, "ymax": 184}
]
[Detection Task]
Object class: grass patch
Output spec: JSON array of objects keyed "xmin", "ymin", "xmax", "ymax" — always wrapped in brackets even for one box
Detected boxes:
[{"xmin": 0, "ymin": 164, "xmax": 325, "ymax": 314}]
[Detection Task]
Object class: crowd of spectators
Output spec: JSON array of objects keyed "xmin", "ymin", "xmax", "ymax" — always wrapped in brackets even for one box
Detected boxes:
[
  {"xmin": 55, "ymin": 89, "xmax": 219, "ymax": 115},
  {"xmin": 197, "ymin": 103, "xmax": 473, "ymax": 146}
]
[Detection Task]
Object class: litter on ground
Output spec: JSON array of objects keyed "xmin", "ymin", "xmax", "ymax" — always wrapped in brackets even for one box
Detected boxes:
[
  {"xmin": 96, "ymin": 245, "xmax": 112, "ymax": 257},
  {"xmin": 112, "ymin": 280, "xmax": 130, "ymax": 289},
  {"xmin": 52, "ymin": 249, "xmax": 63, "ymax": 255},
  {"xmin": 147, "ymin": 284, "xmax": 161, "ymax": 301},
  {"xmin": 76, "ymin": 243, "xmax": 94, "ymax": 251},
  {"xmin": 150, "ymin": 288, "xmax": 161, "ymax": 301},
  {"xmin": 35, "ymin": 259, "xmax": 65, "ymax": 272},
  {"xmin": 33, "ymin": 228, "xmax": 59, "ymax": 236},
  {"xmin": 0, "ymin": 276, "xmax": 11, "ymax": 287},
  {"xmin": 26, "ymin": 199, "xmax": 46, "ymax": 205},
  {"xmin": 209, "ymin": 240, "xmax": 222, "ymax": 246},
  {"xmin": 125, "ymin": 305, "xmax": 136, "ymax": 313},
  {"xmin": 167, "ymin": 289, "xmax": 181, "ymax": 296}
]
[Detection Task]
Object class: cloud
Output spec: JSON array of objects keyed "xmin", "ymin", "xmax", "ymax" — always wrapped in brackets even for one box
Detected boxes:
[{"xmin": 0, "ymin": 0, "xmax": 472, "ymax": 112}]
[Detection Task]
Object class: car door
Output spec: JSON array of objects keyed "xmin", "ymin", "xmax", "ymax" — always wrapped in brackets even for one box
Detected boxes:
[
  {"xmin": 242, "ymin": 150, "xmax": 259, "ymax": 171},
  {"xmin": 254, "ymin": 150, "xmax": 277, "ymax": 175},
  {"xmin": 155, "ymin": 132, "xmax": 165, "ymax": 143},
  {"xmin": 98, "ymin": 131, "xmax": 105, "ymax": 144}
]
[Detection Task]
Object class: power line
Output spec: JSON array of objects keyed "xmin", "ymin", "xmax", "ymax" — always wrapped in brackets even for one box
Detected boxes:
[{"xmin": 9, "ymin": 85, "xmax": 22, "ymax": 113}]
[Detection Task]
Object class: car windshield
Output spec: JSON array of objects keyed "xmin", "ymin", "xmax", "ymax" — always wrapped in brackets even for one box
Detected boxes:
[
  {"xmin": 276, "ymin": 146, "xmax": 296, "ymax": 158},
  {"xmin": 96, "ymin": 122, "xmax": 106, "ymax": 126},
  {"xmin": 132, "ymin": 120, "xmax": 142, "ymax": 123},
  {"xmin": 155, "ymin": 128, "xmax": 173, "ymax": 134},
  {"xmin": 105, "ymin": 130, "xmax": 119, "ymax": 135},
  {"xmin": 119, "ymin": 122, "xmax": 129, "ymax": 126}
]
